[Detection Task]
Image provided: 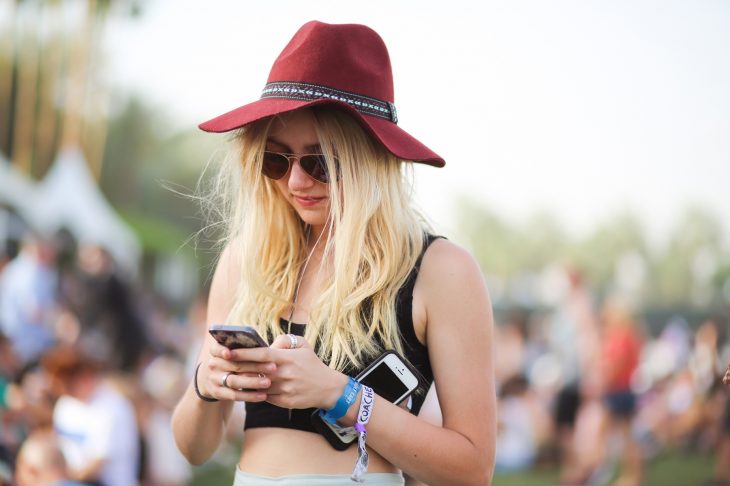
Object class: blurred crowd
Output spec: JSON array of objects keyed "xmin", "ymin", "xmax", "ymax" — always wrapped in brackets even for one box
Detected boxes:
[
  {"xmin": 493, "ymin": 269, "xmax": 730, "ymax": 486},
  {"xmin": 0, "ymin": 232, "xmax": 212, "ymax": 486},
  {"xmin": 1, "ymin": 232, "xmax": 729, "ymax": 486}
]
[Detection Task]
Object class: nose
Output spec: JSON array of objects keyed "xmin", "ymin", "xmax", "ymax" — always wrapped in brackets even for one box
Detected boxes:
[{"xmin": 287, "ymin": 157, "xmax": 315, "ymax": 190}]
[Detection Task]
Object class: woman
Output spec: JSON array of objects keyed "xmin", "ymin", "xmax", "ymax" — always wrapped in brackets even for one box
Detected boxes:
[{"xmin": 172, "ymin": 21, "xmax": 496, "ymax": 486}]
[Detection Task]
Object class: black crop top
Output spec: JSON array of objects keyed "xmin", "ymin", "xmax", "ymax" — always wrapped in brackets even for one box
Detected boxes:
[{"xmin": 244, "ymin": 234, "xmax": 441, "ymax": 433}]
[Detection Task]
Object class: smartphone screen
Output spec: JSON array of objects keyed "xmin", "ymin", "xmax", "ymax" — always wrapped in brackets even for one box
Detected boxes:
[
  {"xmin": 209, "ymin": 325, "xmax": 267, "ymax": 349},
  {"xmin": 356, "ymin": 351, "xmax": 419, "ymax": 405},
  {"xmin": 359, "ymin": 363, "xmax": 409, "ymax": 403}
]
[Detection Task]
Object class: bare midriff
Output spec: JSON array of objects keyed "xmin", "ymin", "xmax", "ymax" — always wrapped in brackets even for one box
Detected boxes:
[{"xmin": 238, "ymin": 428, "xmax": 399, "ymax": 476}]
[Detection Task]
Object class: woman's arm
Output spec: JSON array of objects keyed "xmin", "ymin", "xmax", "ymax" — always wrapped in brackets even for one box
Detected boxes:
[
  {"xmin": 171, "ymin": 244, "xmax": 271, "ymax": 465},
  {"xmin": 359, "ymin": 239, "xmax": 496, "ymax": 485}
]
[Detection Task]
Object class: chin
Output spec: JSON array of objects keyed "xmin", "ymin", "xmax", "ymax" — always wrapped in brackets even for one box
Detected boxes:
[{"xmin": 294, "ymin": 209, "xmax": 328, "ymax": 228}]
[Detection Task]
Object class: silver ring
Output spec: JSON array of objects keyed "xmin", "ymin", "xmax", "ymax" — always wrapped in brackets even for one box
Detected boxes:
[
  {"xmin": 221, "ymin": 371, "xmax": 233, "ymax": 389},
  {"xmin": 287, "ymin": 334, "xmax": 298, "ymax": 349}
]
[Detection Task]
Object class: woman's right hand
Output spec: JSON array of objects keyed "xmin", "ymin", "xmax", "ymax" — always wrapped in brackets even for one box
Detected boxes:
[{"xmin": 197, "ymin": 340, "xmax": 277, "ymax": 402}]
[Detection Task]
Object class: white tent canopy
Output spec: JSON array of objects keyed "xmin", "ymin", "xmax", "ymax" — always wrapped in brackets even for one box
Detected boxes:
[{"xmin": 0, "ymin": 150, "xmax": 140, "ymax": 270}]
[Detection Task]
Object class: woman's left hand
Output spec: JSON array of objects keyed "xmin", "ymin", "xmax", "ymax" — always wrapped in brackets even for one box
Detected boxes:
[{"xmin": 265, "ymin": 334, "xmax": 349, "ymax": 410}]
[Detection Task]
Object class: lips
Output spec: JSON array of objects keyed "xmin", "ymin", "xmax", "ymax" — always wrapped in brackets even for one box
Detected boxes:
[{"xmin": 292, "ymin": 195, "xmax": 326, "ymax": 207}]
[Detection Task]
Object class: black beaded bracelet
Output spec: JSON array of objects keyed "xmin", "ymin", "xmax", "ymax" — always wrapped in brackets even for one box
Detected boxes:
[{"xmin": 194, "ymin": 363, "xmax": 219, "ymax": 402}]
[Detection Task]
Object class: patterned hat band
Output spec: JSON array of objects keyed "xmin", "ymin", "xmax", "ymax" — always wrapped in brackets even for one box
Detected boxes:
[{"xmin": 261, "ymin": 81, "xmax": 398, "ymax": 124}]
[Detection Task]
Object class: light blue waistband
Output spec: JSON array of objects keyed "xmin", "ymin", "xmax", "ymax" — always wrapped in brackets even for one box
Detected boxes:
[{"xmin": 234, "ymin": 467, "xmax": 404, "ymax": 485}]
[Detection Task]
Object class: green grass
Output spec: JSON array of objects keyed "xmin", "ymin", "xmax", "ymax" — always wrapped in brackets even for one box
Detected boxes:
[
  {"xmin": 493, "ymin": 449, "xmax": 715, "ymax": 486},
  {"xmin": 191, "ymin": 462, "xmax": 235, "ymax": 486}
]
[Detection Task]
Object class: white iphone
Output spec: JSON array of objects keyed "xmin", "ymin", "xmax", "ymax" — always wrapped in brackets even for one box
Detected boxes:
[{"xmin": 357, "ymin": 351, "xmax": 420, "ymax": 405}]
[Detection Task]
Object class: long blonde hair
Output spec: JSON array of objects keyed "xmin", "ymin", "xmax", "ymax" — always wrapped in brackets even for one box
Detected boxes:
[{"xmin": 210, "ymin": 106, "xmax": 427, "ymax": 371}]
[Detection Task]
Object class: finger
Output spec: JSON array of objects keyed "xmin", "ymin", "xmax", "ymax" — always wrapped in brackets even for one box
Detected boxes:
[
  {"xmin": 223, "ymin": 373, "xmax": 271, "ymax": 392},
  {"xmin": 205, "ymin": 371, "xmax": 270, "ymax": 402},
  {"xmin": 270, "ymin": 334, "xmax": 309, "ymax": 350},
  {"xmin": 219, "ymin": 387, "xmax": 268, "ymax": 403},
  {"xmin": 227, "ymin": 361, "xmax": 277, "ymax": 375},
  {"xmin": 226, "ymin": 346, "xmax": 275, "ymax": 363},
  {"xmin": 207, "ymin": 356, "xmax": 275, "ymax": 375},
  {"xmin": 208, "ymin": 338, "xmax": 233, "ymax": 360}
]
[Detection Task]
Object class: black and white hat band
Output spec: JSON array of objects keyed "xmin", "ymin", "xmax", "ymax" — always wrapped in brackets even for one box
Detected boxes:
[{"xmin": 261, "ymin": 81, "xmax": 398, "ymax": 124}]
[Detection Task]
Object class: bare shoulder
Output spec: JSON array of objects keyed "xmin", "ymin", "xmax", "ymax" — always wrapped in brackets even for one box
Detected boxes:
[
  {"xmin": 418, "ymin": 238, "xmax": 485, "ymax": 292},
  {"xmin": 412, "ymin": 238, "xmax": 491, "ymax": 340}
]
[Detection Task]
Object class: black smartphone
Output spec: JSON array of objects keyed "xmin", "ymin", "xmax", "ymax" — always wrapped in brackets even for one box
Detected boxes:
[
  {"xmin": 208, "ymin": 324, "xmax": 268, "ymax": 349},
  {"xmin": 311, "ymin": 350, "xmax": 421, "ymax": 450}
]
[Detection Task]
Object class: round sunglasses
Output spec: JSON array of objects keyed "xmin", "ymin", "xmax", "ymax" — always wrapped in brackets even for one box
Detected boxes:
[{"xmin": 261, "ymin": 151, "xmax": 336, "ymax": 183}]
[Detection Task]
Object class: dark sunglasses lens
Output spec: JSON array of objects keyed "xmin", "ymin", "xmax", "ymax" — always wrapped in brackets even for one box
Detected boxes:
[
  {"xmin": 299, "ymin": 155, "xmax": 329, "ymax": 183},
  {"xmin": 262, "ymin": 152, "xmax": 290, "ymax": 180}
]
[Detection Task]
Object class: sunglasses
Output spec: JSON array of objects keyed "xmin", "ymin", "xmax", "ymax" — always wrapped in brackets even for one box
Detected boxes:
[{"xmin": 262, "ymin": 151, "xmax": 337, "ymax": 183}]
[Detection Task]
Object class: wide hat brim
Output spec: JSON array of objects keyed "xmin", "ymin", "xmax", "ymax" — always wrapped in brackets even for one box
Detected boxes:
[{"xmin": 199, "ymin": 97, "xmax": 445, "ymax": 168}]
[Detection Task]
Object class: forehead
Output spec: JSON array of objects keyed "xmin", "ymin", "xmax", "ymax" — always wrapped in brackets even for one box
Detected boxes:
[{"xmin": 267, "ymin": 109, "xmax": 320, "ymax": 150}]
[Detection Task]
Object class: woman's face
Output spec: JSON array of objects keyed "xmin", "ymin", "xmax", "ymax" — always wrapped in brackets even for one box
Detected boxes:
[{"xmin": 266, "ymin": 109, "xmax": 331, "ymax": 231}]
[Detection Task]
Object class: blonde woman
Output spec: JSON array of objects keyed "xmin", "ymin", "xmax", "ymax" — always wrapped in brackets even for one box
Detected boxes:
[{"xmin": 172, "ymin": 21, "xmax": 496, "ymax": 486}]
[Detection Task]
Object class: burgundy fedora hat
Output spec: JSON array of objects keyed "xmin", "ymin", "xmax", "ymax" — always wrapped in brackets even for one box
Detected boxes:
[{"xmin": 199, "ymin": 21, "xmax": 444, "ymax": 167}]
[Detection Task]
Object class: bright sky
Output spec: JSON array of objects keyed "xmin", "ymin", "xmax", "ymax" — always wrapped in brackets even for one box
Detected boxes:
[{"xmin": 104, "ymin": 0, "xmax": 730, "ymax": 246}]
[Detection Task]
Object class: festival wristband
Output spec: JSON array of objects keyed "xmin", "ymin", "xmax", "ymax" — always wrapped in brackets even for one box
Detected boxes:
[
  {"xmin": 351, "ymin": 385, "xmax": 375, "ymax": 482},
  {"xmin": 194, "ymin": 363, "xmax": 219, "ymax": 402},
  {"xmin": 320, "ymin": 377, "xmax": 360, "ymax": 425}
]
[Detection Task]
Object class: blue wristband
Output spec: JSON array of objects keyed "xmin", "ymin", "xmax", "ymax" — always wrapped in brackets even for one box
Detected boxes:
[{"xmin": 320, "ymin": 377, "xmax": 361, "ymax": 425}]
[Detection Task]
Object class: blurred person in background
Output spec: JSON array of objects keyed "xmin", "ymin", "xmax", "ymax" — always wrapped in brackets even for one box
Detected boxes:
[
  {"xmin": 495, "ymin": 375, "xmax": 550, "ymax": 472},
  {"xmin": 0, "ymin": 360, "xmax": 56, "ymax": 469},
  {"xmin": 0, "ymin": 275, "xmax": 53, "ymax": 471},
  {"xmin": 596, "ymin": 297, "xmax": 644, "ymax": 486},
  {"xmin": 42, "ymin": 345, "xmax": 139, "ymax": 486},
  {"xmin": 494, "ymin": 311, "xmax": 529, "ymax": 385},
  {"xmin": 60, "ymin": 243, "xmax": 150, "ymax": 372},
  {"xmin": 138, "ymin": 353, "xmax": 192, "ymax": 486},
  {"xmin": 14, "ymin": 428, "xmax": 87, "ymax": 486},
  {"xmin": 684, "ymin": 318, "xmax": 725, "ymax": 451},
  {"xmin": 0, "ymin": 234, "xmax": 59, "ymax": 366},
  {"xmin": 690, "ymin": 318, "xmax": 723, "ymax": 399},
  {"xmin": 545, "ymin": 267, "xmax": 601, "ymax": 485}
]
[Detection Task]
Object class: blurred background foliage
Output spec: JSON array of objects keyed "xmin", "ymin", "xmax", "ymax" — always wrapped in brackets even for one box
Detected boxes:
[{"xmin": 457, "ymin": 198, "xmax": 729, "ymax": 331}]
